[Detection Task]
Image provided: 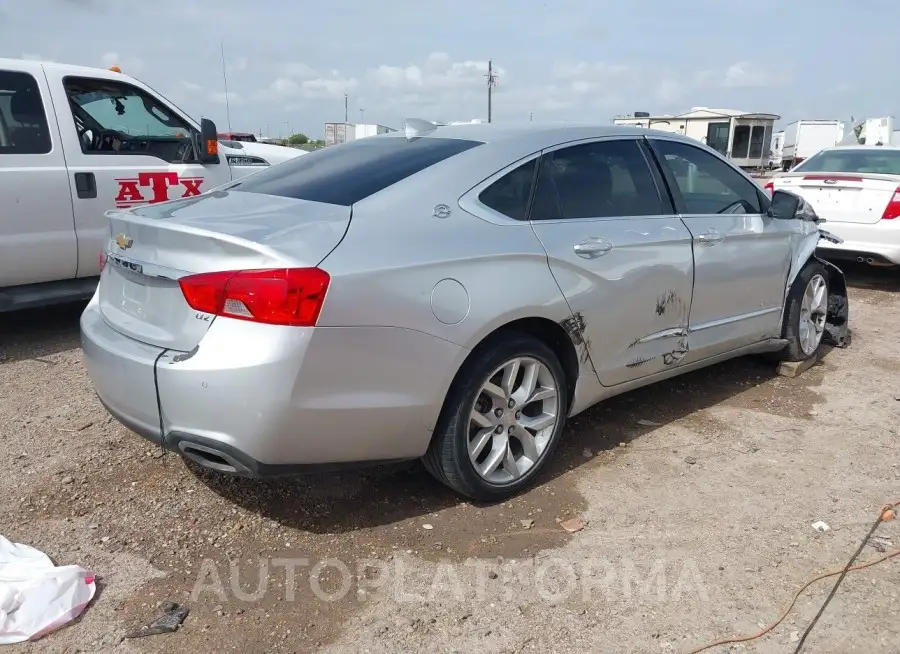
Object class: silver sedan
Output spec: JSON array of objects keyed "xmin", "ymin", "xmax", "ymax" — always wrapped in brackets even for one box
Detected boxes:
[{"xmin": 81, "ymin": 122, "xmax": 849, "ymax": 501}]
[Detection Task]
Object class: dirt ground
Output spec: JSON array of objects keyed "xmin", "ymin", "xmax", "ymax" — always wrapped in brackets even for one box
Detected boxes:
[{"xmin": 2, "ymin": 262, "xmax": 899, "ymax": 654}]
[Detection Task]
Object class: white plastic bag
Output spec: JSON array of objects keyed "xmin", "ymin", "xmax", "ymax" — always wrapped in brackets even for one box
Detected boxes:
[{"xmin": 0, "ymin": 535, "xmax": 96, "ymax": 644}]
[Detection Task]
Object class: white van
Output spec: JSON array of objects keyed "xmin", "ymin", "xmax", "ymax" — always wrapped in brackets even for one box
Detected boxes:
[{"xmin": 0, "ymin": 58, "xmax": 304, "ymax": 311}]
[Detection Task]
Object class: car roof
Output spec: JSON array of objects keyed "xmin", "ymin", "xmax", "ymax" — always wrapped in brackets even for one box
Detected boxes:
[
  {"xmin": 390, "ymin": 122, "xmax": 683, "ymax": 151},
  {"xmin": 826, "ymin": 144, "xmax": 900, "ymax": 151}
]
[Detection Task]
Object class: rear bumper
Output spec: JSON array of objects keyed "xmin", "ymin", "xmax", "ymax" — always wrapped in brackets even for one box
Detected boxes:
[
  {"xmin": 815, "ymin": 220, "xmax": 900, "ymax": 265},
  {"xmin": 80, "ymin": 298, "xmax": 468, "ymax": 476}
]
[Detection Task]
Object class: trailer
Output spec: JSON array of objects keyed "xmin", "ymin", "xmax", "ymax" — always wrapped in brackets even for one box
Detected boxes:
[
  {"xmin": 768, "ymin": 130, "xmax": 784, "ymax": 169},
  {"xmin": 781, "ymin": 119, "xmax": 845, "ymax": 171}
]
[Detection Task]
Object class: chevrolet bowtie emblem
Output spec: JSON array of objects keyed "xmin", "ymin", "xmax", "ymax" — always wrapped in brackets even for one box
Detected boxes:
[{"xmin": 115, "ymin": 233, "xmax": 133, "ymax": 250}]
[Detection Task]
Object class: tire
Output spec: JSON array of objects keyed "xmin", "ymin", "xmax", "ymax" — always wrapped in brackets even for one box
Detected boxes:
[
  {"xmin": 779, "ymin": 261, "xmax": 829, "ymax": 362},
  {"xmin": 423, "ymin": 333, "xmax": 569, "ymax": 502}
]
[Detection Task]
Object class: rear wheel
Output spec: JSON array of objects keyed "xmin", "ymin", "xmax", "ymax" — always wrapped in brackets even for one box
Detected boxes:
[
  {"xmin": 779, "ymin": 262, "xmax": 829, "ymax": 362},
  {"xmin": 423, "ymin": 334, "xmax": 568, "ymax": 501}
]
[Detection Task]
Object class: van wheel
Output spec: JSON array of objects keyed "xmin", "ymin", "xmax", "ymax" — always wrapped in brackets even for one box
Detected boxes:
[
  {"xmin": 423, "ymin": 334, "xmax": 568, "ymax": 502},
  {"xmin": 779, "ymin": 262, "xmax": 829, "ymax": 362}
]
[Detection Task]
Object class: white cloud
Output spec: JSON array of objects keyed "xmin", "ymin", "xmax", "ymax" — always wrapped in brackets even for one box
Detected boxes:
[
  {"xmin": 723, "ymin": 61, "xmax": 785, "ymax": 88},
  {"xmin": 261, "ymin": 62, "xmax": 357, "ymax": 102},
  {"xmin": 100, "ymin": 51, "xmax": 143, "ymax": 74},
  {"xmin": 552, "ymin": 61, "xmax": 630, "ymax": 81},
  {"xmin": 368, "ymin": 52, "xmax": 502, "ymax": 92},
  {"xmin": 281, "ymin": 62, "xmax": 317, "ymax": 79},
  {"xmin": 209, "ymin": 91, "xmax": 243, "ymax": 106},
  {"xmin": 180, "ymin": 80, "xmax": 203, "ymax": 92},
  {"xmin": 21, "ymin": 52, "xmax": 47, "ymax": 61},
  {"xmin": 656, "ymin": 79, "xmax": 683, "ymax": 104}
]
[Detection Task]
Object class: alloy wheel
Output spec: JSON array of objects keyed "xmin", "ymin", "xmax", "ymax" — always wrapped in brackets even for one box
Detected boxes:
[
  {"xmin": 799, "ymin": 273, "xmax": 828, "ymax": 356},
  {"xmin": 467, "ymin": 356, "xmax": 560, "ymax": 484}
]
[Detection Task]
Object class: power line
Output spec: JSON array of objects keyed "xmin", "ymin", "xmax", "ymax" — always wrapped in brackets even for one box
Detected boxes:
[{"xmin": 220, "ymin": 42, "xmax": 232, "ymax": 134}]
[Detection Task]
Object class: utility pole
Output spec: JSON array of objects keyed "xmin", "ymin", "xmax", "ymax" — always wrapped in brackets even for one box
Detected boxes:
[
  {"xmin": 485, "ymin": 59, "xmax": 498, "ymax": 123},
  {"xmin": 359, "ymin": 108, "xmax": 365, "ymax": 124},
  {"xmin": 529, "ymin": 112, "xmax": 533, "ymax": 122},
  {"xmin": 344, "ymin": 93, "xmax": 348, "ymax": 123}
]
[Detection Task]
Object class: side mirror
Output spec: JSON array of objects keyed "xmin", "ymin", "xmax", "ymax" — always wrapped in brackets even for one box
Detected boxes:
[
  {"xmin": 198, "ymin": 117, "xmax": 219, "ymax": 164},
  {"xmin": 769, "ymin": 189, "xmax": 822, "ymax": 222}
]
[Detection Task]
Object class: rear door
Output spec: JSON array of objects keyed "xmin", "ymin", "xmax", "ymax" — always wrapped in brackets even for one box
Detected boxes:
[
  {"xmin": 41, "ymin": 68, "xmax": 228, "ymax": 280},
  {"xmin": 648, "ymin": 137, "xmax": 793, "ymax": 359},
  {"xmin": 0, "ymin": 64, "xmax": 75, "ymax": 288},
  {"xmin": 527, "ymin": 137, "xmax": 695, "ymax": 386}
]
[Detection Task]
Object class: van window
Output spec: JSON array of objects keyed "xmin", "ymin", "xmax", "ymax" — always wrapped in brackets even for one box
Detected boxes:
[
  {"xmin": 0, "ymin": 70, "xmax": 52, "ymax": 155},
  {"xmin": 63, "ymin": 76, "xmax": 196, "ymax": 163},
  {"xmin": 231, "ymin": 136, "xmax": 482, "ymax": 206}
]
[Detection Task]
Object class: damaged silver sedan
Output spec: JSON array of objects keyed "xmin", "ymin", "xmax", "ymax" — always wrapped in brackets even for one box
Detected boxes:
[{"xmin": 81, "ymin": 122, "xmax": 849, "ymax": 502}]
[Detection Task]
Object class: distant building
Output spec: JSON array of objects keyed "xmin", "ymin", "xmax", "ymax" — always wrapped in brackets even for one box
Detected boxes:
[
  {"xmin": 323, "ymin": 122, "xmax": 396, "ymax": 145},
  {"xmin": 613, "ymin": 107, "xmax": 781, "ymax": 169}
]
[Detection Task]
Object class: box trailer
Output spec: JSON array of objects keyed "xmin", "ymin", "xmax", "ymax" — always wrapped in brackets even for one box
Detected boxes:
[{"xmin": 781, "ymin": 119, "xmax": 845, "ymax": 170}]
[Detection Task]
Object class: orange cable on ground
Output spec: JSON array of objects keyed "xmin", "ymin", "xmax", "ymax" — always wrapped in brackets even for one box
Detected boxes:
[{"xmin": 686, "ymin": 500, "xmax": 900, "ymax": 654}]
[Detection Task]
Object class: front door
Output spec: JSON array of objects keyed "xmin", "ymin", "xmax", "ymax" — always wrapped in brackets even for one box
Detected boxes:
[
  {"xmin": 42, "ymin": 69, "xmax": 226, "ymax": 279},
  {"xmin": 647, "ymin": 137, "xmax": 794, "ymax": 360},
  {"xmin": 528, "ymin": 137, "xmax": 696, "ymax": 386},
  {"xmin": 0, "ymin": 65, "xmax": 76, "ymax": 287}
]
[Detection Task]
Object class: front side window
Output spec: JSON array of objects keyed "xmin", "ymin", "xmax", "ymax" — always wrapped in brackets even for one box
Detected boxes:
[
  {"xmin": 530, "ymin": 139, "xmax": 664, "ymax": 220},
  {"xmin": 794, "ymin": 148, "xmax": 900, "ymax": 175},
  {"xmin": 0, "ymin": 70, "xmax": 51, "ymax": 155},
  {"xmin": 478, "ymin": 159, "xmax": 538, "ymax": 220},
  {"xmin": 64, "ymin": 76, "xmax": 195, "ymax": 163},
  {"xmin": 232, "ymin": 136, "xmax": 482, "ymax": 206},
  {"xmin": 652, "ymin": 139, "xmax": 762, "ymax": 215}
]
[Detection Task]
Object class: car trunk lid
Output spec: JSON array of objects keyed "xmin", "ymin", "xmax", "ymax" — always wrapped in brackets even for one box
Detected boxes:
[
  {"xmin": 773, "ymin": 172, "xmax": 900, "ymax": 224},
  {"xmin": 98, "ymin": 191, "xmax": 350, "ymax": 352}
]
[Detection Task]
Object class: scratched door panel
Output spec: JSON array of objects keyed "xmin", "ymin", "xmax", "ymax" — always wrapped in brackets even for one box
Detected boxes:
[
  {"xmin": 528, "ymin": 138, "xmax": 695, "ymax": 387},
  {"xmin": 532, "ymin": 216, "xmax": 695, "ymax": 386},
  {"xmin": 646, "ymin": 137, "xmax": 794, "ymax": 360}
]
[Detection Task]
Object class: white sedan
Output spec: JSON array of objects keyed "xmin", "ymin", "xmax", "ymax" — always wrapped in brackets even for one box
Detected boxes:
[{"xmin": 765, "ymin": 145, "xmax": 900, "ymax": 267}]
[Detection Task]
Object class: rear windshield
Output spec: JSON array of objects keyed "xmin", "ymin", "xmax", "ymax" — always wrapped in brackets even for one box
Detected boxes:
[
  {"xmin": 231, "ymin": 136, "xmax": 482, "ymax": 206},
  {"xmin": 796, "ymin": 149, "xmax": 900, "ymax": 175}
]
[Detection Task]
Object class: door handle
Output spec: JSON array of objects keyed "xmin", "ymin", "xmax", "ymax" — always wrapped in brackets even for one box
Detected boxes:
[
  {"xmin": 74, "ymin": 172, "xmax": 97, "ymax": 199},
  {"xmin": 696, "ymin": 229, "xmax": 724, "ymax": 245},
  {"xmin": 573, "ymin": 238, "xmax": 613, "ymax": 259}
]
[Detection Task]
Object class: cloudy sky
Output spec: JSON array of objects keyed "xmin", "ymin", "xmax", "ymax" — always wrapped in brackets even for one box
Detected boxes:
[{"xmin": 1, "ymin": 0, "xmax": 895, "ymax": 139}]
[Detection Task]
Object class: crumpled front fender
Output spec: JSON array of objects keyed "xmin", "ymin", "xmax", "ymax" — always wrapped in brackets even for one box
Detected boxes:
[
  {"xmin": 815, "ymin": 256, "xmax": 850, "ymax": 348},
  {"xmin": 784, "ymin": 223, "xmax": 850, "ymax": 348}
]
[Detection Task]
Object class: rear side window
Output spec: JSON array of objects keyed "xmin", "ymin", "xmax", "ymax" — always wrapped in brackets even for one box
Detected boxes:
[
  {"xmin": 796, "ymin": 149, "xmax": 900, "ymax": 175},
  {"xmin": 478, "ymin": 158, "xmax": 538, "ymax": 220},
  {"xmin": 233, "ymin": 136, "xmax": 482, "ymax": 206},
  {"xmin": 0, "ymin": 70, "xmax": 51, "ymax": 155},
  {"xmin": 530, "ymin": 139, "xmax": 664, "ymax": 220}
]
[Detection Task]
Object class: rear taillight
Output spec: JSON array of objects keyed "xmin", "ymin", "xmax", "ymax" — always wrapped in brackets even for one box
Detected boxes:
[
  {"xmin": 178, "ymin": 268, "xmax": 330, "ymax": 326},
  {"xmin": 882, "ymin": 187, "xmax": 900, "ymax": 220},
  {"xmin": 98, "ymin": 251, "xmax": 107, "ymax": 271}
]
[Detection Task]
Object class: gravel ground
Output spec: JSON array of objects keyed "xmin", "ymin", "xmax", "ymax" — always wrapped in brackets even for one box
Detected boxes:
[{"xmin": 2, "ymin": 263, "xmax": 899, "ymax": 654}]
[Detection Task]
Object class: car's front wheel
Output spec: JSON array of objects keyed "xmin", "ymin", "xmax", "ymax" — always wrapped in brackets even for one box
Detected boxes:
[
  {"xmin": 779, "ymin": 261, "xmax": 830, "ymax": 362},
  {"xmin": 424, "ymin": 334, "xmax": 568, "ymax": 501}
]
